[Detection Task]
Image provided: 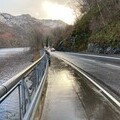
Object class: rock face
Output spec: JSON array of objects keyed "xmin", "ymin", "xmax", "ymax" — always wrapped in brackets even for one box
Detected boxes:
[
  {"xmin": 87, "ymin": 43, "xmax": 120, "ymax": 54},
  {"xmin": 0, "ymin": 13, "xmax": 67, "ymax": 47}
]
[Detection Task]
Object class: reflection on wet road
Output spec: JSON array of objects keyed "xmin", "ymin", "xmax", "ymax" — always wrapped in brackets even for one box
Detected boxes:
[
  {"xmin": 41, "ymin": 57, "xmax": 87, "ymax": 120},
  {"xmin": 41, "ymin": 57, "xmax": 120, "ymax": 120},
  {"xmin": 52, "ymin": 52, "xmax": 120, "ymax": 101}
]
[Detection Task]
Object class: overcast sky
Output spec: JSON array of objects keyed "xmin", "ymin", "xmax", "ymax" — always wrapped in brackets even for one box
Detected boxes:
[{"xmin": 0, "ymin": 0, "xmax": 76, "ymax": 24}]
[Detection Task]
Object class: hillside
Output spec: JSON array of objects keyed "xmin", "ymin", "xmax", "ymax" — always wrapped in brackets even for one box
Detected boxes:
[
  {"xmin": 0, "ymin": 13, "xmax": 67, "ymax": 48},
  {"xmin": 61, "ymin": 0, "xmax": 120, "ymax": 54}
]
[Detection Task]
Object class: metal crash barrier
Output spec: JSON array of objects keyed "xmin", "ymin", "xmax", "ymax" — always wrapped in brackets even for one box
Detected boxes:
[{"xmin": 0, "ymin": 52, "xmax": 48, "ymax": 120}]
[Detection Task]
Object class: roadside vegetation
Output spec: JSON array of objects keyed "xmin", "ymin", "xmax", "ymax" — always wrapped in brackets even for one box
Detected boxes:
[
  {"xmin": 0, "ymin": 1, "xmax": 119, "ymax": 54},
  {"xmin": 54, "ymin": 0, "xmax": 120, "ymax": 54}
]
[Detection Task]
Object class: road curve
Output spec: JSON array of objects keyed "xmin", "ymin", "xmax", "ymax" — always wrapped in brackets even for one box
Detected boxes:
[
  {"xmin": 52, "ymin": 52, "xmax": 120, "ymax": 101},
  {"xmin": 41, "ymin": 57, "xmax": 120, "ymax": 120}
]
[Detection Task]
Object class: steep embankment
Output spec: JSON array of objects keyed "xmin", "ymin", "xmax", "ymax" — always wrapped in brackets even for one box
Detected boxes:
[{"xmin": 64, "ymin": 0, "xmax": 120, "ymax": 54}]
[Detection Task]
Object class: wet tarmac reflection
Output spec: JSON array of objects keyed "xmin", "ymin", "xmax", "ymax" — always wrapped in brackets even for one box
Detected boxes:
[{"xmin": 41, "ymin": 57, "xmax": 120, "ymax": 120}]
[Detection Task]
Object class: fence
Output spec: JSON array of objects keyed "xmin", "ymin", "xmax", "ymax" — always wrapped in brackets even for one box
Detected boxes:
[{"xmin": 0, "ymin": 52, "xmax": 48, "ymax": 120}]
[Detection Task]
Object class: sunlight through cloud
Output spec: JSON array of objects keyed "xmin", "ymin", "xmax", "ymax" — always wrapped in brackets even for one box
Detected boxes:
[{"xmin": 42, "ymin": 1, "xmax": 76, "ymax": 24}]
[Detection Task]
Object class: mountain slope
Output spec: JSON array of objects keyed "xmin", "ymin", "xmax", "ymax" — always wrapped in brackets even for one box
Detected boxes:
[{"xmin": 0, "ymin": 13, "xmax": 67, "ymax": 47}]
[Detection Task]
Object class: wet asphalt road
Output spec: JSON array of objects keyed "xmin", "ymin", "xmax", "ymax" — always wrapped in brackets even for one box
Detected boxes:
[
  {"xmin": 52, "ymin": 52, "xmax": 120, "ymax": 100},
  {"xmin": 41, "ymin": 57, "xmax": 120, "ymax": 120}
]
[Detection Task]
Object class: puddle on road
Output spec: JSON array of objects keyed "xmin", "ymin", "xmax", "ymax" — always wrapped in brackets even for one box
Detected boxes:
[{"xmin": 42, "ymin": 57, "xmax": 120, "ymax": 120}]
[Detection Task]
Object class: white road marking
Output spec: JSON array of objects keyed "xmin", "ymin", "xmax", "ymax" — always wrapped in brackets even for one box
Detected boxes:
[{"xmin": 68, "ymin": 53, "xmax": 120, "ymax": 60}]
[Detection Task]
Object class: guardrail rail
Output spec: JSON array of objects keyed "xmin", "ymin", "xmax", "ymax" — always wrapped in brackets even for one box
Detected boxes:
[{"xmin": 0, "ymin": 52, "xmax": 49, "ymax": 120}]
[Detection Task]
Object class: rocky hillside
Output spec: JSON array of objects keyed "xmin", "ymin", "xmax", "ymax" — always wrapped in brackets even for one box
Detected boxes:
[
  {"xmin": 0, "ymin": 13, "xmax": 67, "ymax": 48},
  {"xmin": 61, "ymin": 0, "xmax": 120, "ymax": 54}
]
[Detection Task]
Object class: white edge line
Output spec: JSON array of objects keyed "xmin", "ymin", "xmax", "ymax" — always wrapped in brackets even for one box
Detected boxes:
[
  {"xmin": 54, "ymin": 54, "xmax": 120, "ymax": 108},
  {"xmin": 68, "ymin": 53, "xmax": 120, "ymax": 60}
]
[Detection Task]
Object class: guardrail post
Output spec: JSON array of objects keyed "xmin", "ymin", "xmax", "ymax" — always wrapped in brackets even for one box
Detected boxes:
[
  {"xmin": 35, "ymin": 67, "xmax": 39, "ymax": 90},
  {"xmin": 21, "ymin": 79, "xmax": 26, "ymax": 118},
  {"xmin": 18, "ymin": 84, "xmax": 22, "ymax": 120},
  {"xmin": 38, "ymin": 63, "xmax": 43, "ymax": 82}
]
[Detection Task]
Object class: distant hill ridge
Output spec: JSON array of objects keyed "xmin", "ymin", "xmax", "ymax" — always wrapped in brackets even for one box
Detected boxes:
[
  {"xmin": 0, "ymin": 13, "xmax": 67, "ymax": 28},
  {"xmin": 0, "ymin": 13, "xmax": 67, "ymax": 47}
]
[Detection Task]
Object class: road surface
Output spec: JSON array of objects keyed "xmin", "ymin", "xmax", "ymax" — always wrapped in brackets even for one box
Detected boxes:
[
  {"xmin": 52, "ymin": 52, "xmax": 120, "ymax": 101},
  {"xmin": 41, "ymin": 57, "xmax": 120, "ymax": 120}
]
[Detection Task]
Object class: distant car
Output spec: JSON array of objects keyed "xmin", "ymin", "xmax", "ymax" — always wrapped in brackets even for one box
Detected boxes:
[{"xmin": 51, "ymin": 48, "xmax": 55, "ymax": 52}]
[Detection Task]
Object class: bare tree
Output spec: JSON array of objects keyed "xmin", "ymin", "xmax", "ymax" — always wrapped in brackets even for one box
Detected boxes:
[{"xmin": 30, "ymin": 29, "xmax": 44, "ymax": 51}]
